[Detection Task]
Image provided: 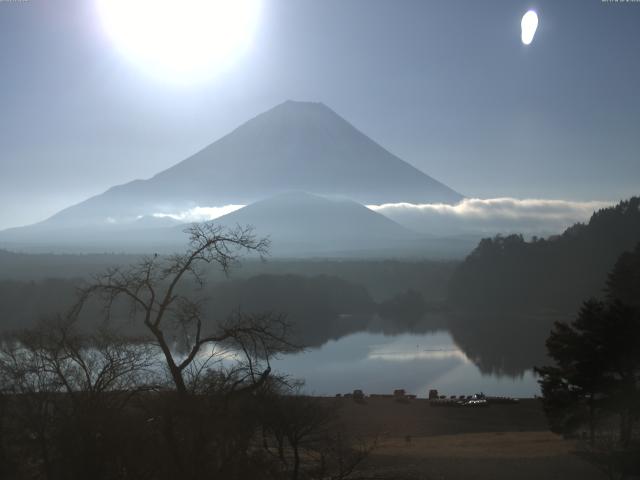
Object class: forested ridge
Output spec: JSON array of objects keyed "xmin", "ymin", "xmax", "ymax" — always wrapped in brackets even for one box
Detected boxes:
[{"xmin": 448, "ymin": 197, "xmax": 640, "ymax": 313}]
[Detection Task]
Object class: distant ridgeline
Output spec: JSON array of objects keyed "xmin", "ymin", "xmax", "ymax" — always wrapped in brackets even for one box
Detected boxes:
[{"xmin": 448, "ymin": 197, "xmax": 640, "ymax": 314}]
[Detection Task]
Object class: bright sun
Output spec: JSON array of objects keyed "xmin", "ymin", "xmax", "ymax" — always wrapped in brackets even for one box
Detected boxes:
[{"xmin": 96, "ymin": 0, "xmax": 261, "ymax": 84}]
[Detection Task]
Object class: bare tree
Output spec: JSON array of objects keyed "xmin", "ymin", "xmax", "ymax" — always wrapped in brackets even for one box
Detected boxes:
[{"xmin": 73, "ymin": 223, "xmax": 295, "ymax": 396}]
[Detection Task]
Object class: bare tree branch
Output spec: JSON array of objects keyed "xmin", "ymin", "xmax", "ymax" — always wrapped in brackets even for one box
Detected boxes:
[{"xmin": 72, "ymin": 222, "xmax": 285, "ymax": 395}]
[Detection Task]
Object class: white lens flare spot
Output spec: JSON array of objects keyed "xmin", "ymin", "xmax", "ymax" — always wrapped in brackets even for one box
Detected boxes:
[
  {"xmin": 96, "ymin": 0, "xmax": 261, "ymax": 84},
  {"xmin": 521, "ymin": 10, "xmax": 538, "ymax": 45}
]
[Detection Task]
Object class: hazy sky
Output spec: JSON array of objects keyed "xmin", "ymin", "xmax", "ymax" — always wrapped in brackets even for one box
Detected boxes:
[{"xmin": 1, "ymin": 0, "xmax": 639, "ymax": 229}]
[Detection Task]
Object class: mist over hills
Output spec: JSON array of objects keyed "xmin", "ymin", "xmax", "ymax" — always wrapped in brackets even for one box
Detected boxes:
[
  {"xmin": 0, "ymin": 192, "xmax": 448, "ymax": 257},
  {"xmin": 37, "ymin": 100, "xmax": 462, "ymax": 227}
]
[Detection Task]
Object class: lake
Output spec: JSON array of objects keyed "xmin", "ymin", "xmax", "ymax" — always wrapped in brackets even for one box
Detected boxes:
[{"xmin": 272, "ymin": 330, "xmax": 540, "ymax": 398}]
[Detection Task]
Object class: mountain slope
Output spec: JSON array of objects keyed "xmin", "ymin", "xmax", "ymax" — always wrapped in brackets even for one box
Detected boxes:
[
  {"xmin": 40, "ymin": 100, "xmax": 462, "ymax": 226},
  {"xmin": 0, "ymin": 192, "xmax": 429, "ymax": 257},
  {"xmin": 197, "ymin": 192, "xmax": 423, "ymax": 256}
]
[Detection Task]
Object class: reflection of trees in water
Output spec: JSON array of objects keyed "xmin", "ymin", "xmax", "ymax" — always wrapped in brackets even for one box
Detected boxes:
[
  {"xmin": 291, "ymin": 313, "xmax": 371, "ymax": 349},
  {"xmin": 292, "ymin": 311, "xmax": 447, "ymax": 350},
  {"xmin": 447, "ymin": 312, "xmax": 558, "ymax": 377},
  {"xmin": 367, "ymin": 312, "xmax": 446, "ymax": 336},
  {"xmin": 293, "ymin": 306, "xmax": 552, "ymax": 379}
]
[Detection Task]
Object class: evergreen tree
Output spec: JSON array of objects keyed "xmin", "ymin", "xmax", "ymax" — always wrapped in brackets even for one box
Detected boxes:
[
  {"xmin": 535, "ymin": 299, "xmax": 610, "ymax": 444},
  {"xmin": 536, "ymin": 244, "xmax": 640, "ymax": 448}
]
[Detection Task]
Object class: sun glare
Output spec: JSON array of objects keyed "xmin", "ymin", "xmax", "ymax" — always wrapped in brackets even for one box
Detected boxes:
[
  {"xmin": 96, "ymin": 0, "xmax": 261, "ymax": 84},
  {"xmin": 521, "ymin": 10, "xmax": 539, "ymax": 46}
]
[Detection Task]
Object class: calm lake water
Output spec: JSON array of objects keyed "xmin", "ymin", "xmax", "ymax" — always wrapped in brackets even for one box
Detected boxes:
[{"xmin": 272, "ymin": 330, "xmax": 540, "ymax": 398}]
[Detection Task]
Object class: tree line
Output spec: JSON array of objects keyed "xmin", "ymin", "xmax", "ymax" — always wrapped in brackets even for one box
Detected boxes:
[{"xmin": 448, "ymin": 197, "xmax": 640, "ymax": 313}]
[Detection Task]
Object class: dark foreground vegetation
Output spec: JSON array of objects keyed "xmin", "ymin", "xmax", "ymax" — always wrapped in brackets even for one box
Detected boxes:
[
  {"xmin": 0, "ymin": 320, "xmax": 375, "ymax": 480},
  {"xmin": 0, "ymin": 224, "xmax": 382, "ymax": 480}
]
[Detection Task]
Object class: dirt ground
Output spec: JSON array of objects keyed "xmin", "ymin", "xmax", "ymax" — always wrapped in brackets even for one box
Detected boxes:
[{"xmin": 329, "ymin": 397, "xmax": 606, "ymax": 480}]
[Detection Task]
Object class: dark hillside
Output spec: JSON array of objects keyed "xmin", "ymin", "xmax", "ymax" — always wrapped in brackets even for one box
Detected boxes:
[{"xmin": 448, "ymin": 197, "xmax": 640, "ymax": 313}]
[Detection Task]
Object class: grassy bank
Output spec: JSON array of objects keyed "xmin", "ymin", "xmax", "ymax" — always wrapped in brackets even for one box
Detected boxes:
[{"xmin": 330, "ymin": 398, "xmax": 606, "ymax": 479}]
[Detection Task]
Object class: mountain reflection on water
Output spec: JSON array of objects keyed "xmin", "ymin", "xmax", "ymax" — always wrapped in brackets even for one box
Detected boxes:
[{"xmin": 273, "ymin": 316, "xmax": 543, "ymax": 398}]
